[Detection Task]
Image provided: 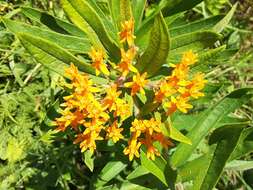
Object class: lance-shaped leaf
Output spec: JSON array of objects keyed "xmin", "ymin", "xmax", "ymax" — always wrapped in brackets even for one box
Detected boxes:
[
  {"xmin": 140, "ymin": 150, "xmax": 177, "ymax": 188},
  {"xmin": 17, "ymin": 33, "xmax": 95, "ymax": 75},
  {"xmin": 132, "ymin": 0, "xmax": 147, "ymax": 30},
  {"xmin": 108, "ymin": 0, "xmax": 133, "ymax": 31},
  {"xmin": 170, "ymin": 88, "xmax": 253, "ymax": 168},
  {"xmin": 3, "ymin": 18, "xmax": 91, "ymax": 54},
  {"xmin": 135, "ymin": 12, "xmax": 170, "ymax": 77},
  {"xmin": 21, "ymin": 6, "xmax": 86, "ymax": 37},
  {"xmin": 162, "ymin": 0, "xmax": 203, "ymax": 17},
  {"xmin": 192, "ymin": 124, "xmax": 245, "ymax": 190},
  {"xmin": 213, "ymin": 3, "xmax": 238, "ymax": 33},
  {"xmin": 94, "ymin": 161, "xmax": 127, "ymax": 187},
  {"xmin": 61, "ymin": 0, "xmax": 120, "ymax": 58},
  {"xmin": 170, "ymin": 15, "xmax": 223, "ymax": 37}
]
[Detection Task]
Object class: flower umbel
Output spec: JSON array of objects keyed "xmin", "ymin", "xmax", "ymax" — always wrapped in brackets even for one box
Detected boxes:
[{"xmin": 55, "ymin": 18, "xmax": 207, "ymax": 161}]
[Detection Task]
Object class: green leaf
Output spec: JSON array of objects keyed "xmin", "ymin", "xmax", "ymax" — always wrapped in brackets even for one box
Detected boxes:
[
  {"xmin": 95, "ymin": 161, "xmax": 127, "ymax": 187},
  {"xmin": 170, "ymin": 31, "xmax": 222, "ymax": 55},
  {"xmin": 192, "ymin": 124, "xmax": 245, "ymax": 190},
  {"xmin": 120, "ymin": 0, "xmax": 132, "ymax": 22},
  {"xmin": 170, "ymin": 15, "xmax": 223, "ymax": 37},
  {"xmin": 17, "ymin": 33, "xmax": 95, "ymax": 75},
  {"xmin": 132, "ymin": 0, "xmax": 146, "ymax": 29},
  {"xmin": 171, "ymin": 88, "xmax": 253, "ymax": 168},
  {"xmin": 230, "ymin": 127, "xmax": 253, "ymax": 160},
  {"xmin": 135, "ymin": 12, "xmax": 170, "ymax": 77},
  {"xmin": 61, "ymin": 0, "xmax": 120, "ymax": 59},
  {"xmin": 225, "ymin": 160, "xmax": 253, "ymax": 171},
  {"xmin": 162, "ymin": 0, "xmax": 203, "ymax": 17},
  {"xmin": 161, "ymin": 121, "xmax": 192, "ymax": 145},
  {"xmin": 83, "ymin": 150, "xmax": 94, "ymax": 172},
  {"xmin": 3, "ymin": 18, "xmax": 91, "ymax": 54},
  {"xmin": 21, "ymin": 6, "xmax": 86, "ymax": 37},
  {"xmin": 213, "ymin": 3, "xmax": 238, "ymax": 33},
  {"xmin": 126, "ymin": 166, "xmax": 149, "ymax": 180},
  {"xmin": 140, "ymin": 150, "xmax": 168, "ymax": 186},
  {"xmin": 108, "ymin": 0, "xmax": 121, "ymax": 31}
]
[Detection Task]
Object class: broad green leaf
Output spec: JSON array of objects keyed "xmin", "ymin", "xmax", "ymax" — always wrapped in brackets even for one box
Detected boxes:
[
  {"xmin": 61, "ymin": 0, "xmax": 102, "ymax": 48},
  {"xmin": 161, "ymin": 121, "xmax": 192, "ymax": 145},
  {"xmin": 132, "ymin": 0, "xmax": 147, "ymax": 29},
  {"xmin": 213, "ymin": 3, "xmax": 238, "ymax": 33},
  {"xmin": 21, "ymin": 7, "xmax": 86, "ymax": 37},
  {"xmin": 84, "ymin": 150, "xmax": 94, "ymax": 172},
  {"xmin": 61, "ymin": 0, "xmax": 120, "ymax": 59},
  {"xmin": 170, "ymin": 15, "xmax": 223, "ymax": 37},
  {"xmin": 177, "ymin": 154, "xmax": 210, "ymax": 183},
  {"xmin": 161, "ymin": 0, "xmax": 203, "ymax": 17},
  {"xmin": 192, "ymin": 124, "xmax": 245, "ymax": 190},
  {"xmin": 17, "ymin": 33, "xmax": 95, "ymax": 75},
  {"xmin": 171, "ymin": 88, "xmax": 253, "ymax": 168},
  {"xmin": 140, "ymin": 150, "xmax": 177, "ymax": 188},
  {"xmin": 170, "ymin": 31, "xmax": 222, "ymax": 55},
  {"xmin": 135, "ymin": 12, "xmax": 170, "ymax": 77},
  {"xmin": 126, "ymin": 166, "xmax": 149, "ymax": 180},
  {"xmin": 140, "ymin": 150, "xmax": 168, "ymax": 186},
  {"xmin": 225, "ymin": 160, "xmax": 253, "ymax": 171},
  {"xmin": 3, "ymin": 18, "xmax": 91, "ymax": 54},
  {"xmin": 95, "ymin": 161, "xmax": 127, "ymax": 187}
]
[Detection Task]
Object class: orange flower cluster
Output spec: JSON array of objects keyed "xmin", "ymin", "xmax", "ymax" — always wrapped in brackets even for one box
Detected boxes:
[
  {"xmin": 155, "ymin": 51, "xmax": 207, "ymax": 115},
  {"xmin": 54, "ymin": 64, "xmax": 129, "ymax": 154},
  {"xmin": 124, "ymin": 119, "xmax": 173, "ymax": 160},
  {"xmin": 54, "ymin": 18, "xmax": 207, "ymax": 161}
]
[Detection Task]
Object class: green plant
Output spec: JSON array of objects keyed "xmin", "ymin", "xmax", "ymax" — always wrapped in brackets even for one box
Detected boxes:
[{"xmin": 1, "ymin": 0, "xmax": 253, "ymax": 189}]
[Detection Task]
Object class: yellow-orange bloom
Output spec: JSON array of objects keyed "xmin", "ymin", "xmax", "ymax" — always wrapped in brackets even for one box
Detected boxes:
[
  {"xmin": 119, "ymin": 18, "xmax": 136, "ymax": 46},
  {"xmin": 106, "ymin": 121, "xmax": 124, "ymax": 143},
  {"xmin": 125, "ymin": 72, "xmax": 148, "ymax": 95},
  {"xmin": 181, "ymin": 50, "xmax": 198, "ymax": 66},
  {"xmin": 102, "ymin": 84, "xmax": 121, "ymax": 111},
  {"xmin": 123, "ymin": 137, "xmax": 142, "ymax": 161},
  {"xmin": 117, "ymin": 47, "xmax": 138, "ymax": 77},
  {"xmin": 88, "ymin": 47, "xmax": 109, "ymax": 76},
  {"xmin": 165, "ymin": 96, "xmax": 193, "ymax": 115}
]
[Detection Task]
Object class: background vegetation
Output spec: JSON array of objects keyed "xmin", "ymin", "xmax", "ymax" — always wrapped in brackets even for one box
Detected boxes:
[{"xmin": 0, "ymin": 0, "xmax": 252, "ymax": 189}]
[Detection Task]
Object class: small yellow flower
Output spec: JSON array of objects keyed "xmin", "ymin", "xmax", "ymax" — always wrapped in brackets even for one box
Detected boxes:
[
  {"xmin": 165, "ymin": 96, "xmax": 193, "ymax": 115},
  {"xmin": 117, "ymin": 47, "xmax": 138, "ymax": 77},
  {"xmin": 114, "ymin": 98, "xmax": 131, "ymax": 120},
  {"xmin": 123, "ymin": 138, "xmax": 142, "ymax": 161},
  {"xmin": 155, "ymin": 80, "xmax": 177, "ymax": 102},
  {"xmin": 119, "ymin": 18, "xmax": 136, "ymax": 46},
  {"xmin": 181, "ymin": 50, "xmax": 198, "ymax": 66},
  {"xmin": 102, "ymin": 84, "xmax": 121, "ymax": 111},
  {"xmin": 106, "ymin": 121, "xmax": 124, "ymax": 143},
  {"xmin": 141, "ymin": 134, "xmax": 160, "ymax": 161},
  {"xmin": 125, "ymin": 72, "xmax": 148, "ymax": 95},
  {"xmin": 88, "ymin": 47, "xmax": 109, "ymax": 76}
]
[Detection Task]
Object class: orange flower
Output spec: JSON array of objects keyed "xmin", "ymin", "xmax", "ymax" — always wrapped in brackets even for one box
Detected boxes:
[
  {"xmin": 88, "ymin": 47, "xmax": 109, "ymax": 76},
  {"xmin": 124, "ymin": 72, "xmax": 148, "ymax": 95},
  {"xmin": 102, "ymin": 84, "xmax": 121, "ymax": 111},
  {"xmin": 119, "ymin": 18, "xmax": 136, "ymax": 46},
  {"xmin": 117, "ymin": 47, "xmax": 138, "ymax": 77},
  {"xmin": 106, "ymin": 121, "xmax": 124, "ymax": 143},
  {"xmin": 181, "ymin": 50, "xmax": 198, "ymax": 66},
  {"xmin": 165, "ymin": 96, "xmax": 193, "ymax": 115},
  {"xmin": 123, "ymin": 137, "xmax": 142, "ymax": 161}
]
